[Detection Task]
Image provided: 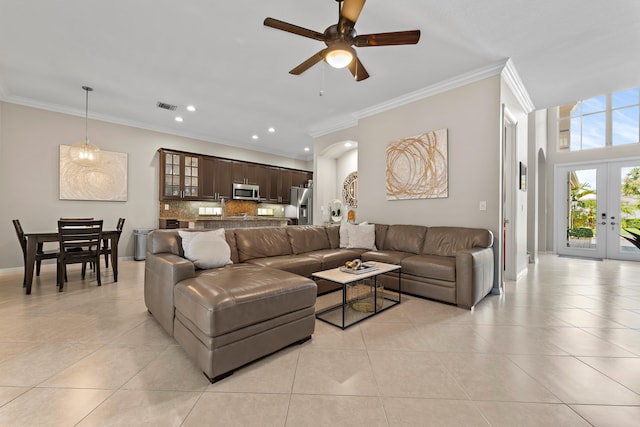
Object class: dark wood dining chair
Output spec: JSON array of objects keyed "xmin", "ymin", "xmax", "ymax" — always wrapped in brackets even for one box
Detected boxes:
[
  {"xmin": 101, "ymin": 218, "xmax": 125, "ymax": 268},
  {"xmin": 12, "ymin": 219, "xmax": 59, "ymax": 287},
  {"xmin": 57, "ymin": 219, "xmax": 103, "ymax": 292}
]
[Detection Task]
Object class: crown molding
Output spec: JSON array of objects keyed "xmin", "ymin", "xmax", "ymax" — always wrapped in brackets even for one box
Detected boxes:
[
  {"xmin": 501, "ymin": 59, "xmax": 535, "ymax": 113},
  {"xmin": 309, "ymin": 59, "xmax": 510, "ymax": 138},
  {"xmin": 308, "ymin": 115, "xmax": 359, "ymax": 139}
]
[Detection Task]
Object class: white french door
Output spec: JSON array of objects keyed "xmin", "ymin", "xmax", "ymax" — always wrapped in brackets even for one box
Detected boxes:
[{"xmin": 556, "ymin": 159, "xmax": 640, "ymax": 261}]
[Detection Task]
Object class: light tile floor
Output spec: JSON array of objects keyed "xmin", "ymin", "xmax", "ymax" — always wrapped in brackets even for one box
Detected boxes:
[{"xmin": 0, "ymin": 254, "xmax": 639, "ymax": 426}]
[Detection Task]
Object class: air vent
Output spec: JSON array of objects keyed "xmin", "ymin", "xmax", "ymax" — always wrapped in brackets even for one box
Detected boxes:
[{"xmin": 156, "ymin": 101, "xmax": 177, "ymax": 111}]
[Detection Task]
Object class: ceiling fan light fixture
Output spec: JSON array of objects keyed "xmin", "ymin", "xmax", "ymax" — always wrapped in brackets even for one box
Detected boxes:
[{"xmin": 325, "ymin": 46, "xmax": 354, "ymax": 68}]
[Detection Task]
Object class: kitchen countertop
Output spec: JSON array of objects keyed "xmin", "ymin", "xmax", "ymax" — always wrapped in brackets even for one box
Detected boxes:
[{"xmin": 181, "ymin": 216, "xmax": 289, "ymax": 222}]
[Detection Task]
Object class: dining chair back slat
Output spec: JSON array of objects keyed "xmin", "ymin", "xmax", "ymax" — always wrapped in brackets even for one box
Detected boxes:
[{"xmin": 57, "ymin": 220, "xmax": 103, "ymax": 291}]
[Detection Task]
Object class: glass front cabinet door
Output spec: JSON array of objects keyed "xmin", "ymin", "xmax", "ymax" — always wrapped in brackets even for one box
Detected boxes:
[{"xmin": 160, "ymin": 149, "xmax": 200, "ymax": 199}]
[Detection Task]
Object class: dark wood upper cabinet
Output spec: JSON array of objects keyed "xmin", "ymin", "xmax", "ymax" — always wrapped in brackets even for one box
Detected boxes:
[
  {"xmin": 159, "ymin": 148, "xmax": 311, "ymax": 203},
  {"xmin": 291, "ymin": 170, "xmax": 311, "ymax": 188},
  {"xmin": 279, "ymin": 169, "xmax": 292, "ymax": 204},
  {"xmin": 231, "ymin": 161, "xmax": 259, "ymax": 185},
  {"xmin": 201, "ymin": 157, "xmax": 232, "ymax": 200},
  {"xmin": 159, "ymin": 150, "xmax": 201, "ymax": 200}
]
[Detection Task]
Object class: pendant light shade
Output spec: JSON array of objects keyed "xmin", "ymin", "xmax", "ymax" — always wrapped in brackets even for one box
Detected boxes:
[{"xmin": 69, "ymin": 86, "xmax": 99, "ymax": 166}]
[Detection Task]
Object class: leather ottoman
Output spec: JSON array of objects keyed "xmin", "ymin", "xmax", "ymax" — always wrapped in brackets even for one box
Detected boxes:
[{"xmin": 173, "ymin": 264, "xmax": 317, "ymax": 382}]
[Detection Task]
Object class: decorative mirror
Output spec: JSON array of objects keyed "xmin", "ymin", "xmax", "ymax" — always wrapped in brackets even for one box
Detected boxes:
[{"xmin": 342, "ymin": 171, "xmax": 358, "ymax": 208}]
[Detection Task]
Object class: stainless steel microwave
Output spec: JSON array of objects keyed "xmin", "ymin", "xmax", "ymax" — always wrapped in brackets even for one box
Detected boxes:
[{"xmin": 232, "ymin": 183, "xmax": 260, "ymax": 201}]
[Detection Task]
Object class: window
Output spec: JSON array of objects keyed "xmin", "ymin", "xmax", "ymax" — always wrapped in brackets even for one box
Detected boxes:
[{"xmin": 558, "ymin": 88, "xmax": 640, "ymax": 151}]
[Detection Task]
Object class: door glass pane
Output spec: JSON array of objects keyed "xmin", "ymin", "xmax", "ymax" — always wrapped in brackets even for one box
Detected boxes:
[
  {"xmin": 619, "ymin": 166, "xmax": 640, "ymax": 253},
  {"xmin": 567, "ymin": 169, "xmax": 597, "ymax": 248}
]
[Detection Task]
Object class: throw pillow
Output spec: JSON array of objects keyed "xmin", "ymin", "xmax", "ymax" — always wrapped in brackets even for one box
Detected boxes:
[
  {"xmin": 339, "ymin": 223, "xmax": 350, "ymax": 248},
  {"xmin": 347, "ymin": 223, "xmax": 377, "ymax": 250},
  {"xmin": 178, "ymin": 229, "xmax": 232, "ymax": 269}
]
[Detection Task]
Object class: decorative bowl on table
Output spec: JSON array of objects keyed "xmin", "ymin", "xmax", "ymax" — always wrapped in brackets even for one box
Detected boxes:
[{"xmin": 339, "ymin": 259, "xmax": 378, "ymax": 274}]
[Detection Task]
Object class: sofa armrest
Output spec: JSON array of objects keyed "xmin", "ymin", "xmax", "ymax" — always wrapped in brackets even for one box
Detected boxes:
[
  {"xmin": 144, "ymin": 252, "xmax": 195, "ymax": 336},
  {"xmin": 455, "ymin": 247, "xmax": 494, "ymax": 310}
]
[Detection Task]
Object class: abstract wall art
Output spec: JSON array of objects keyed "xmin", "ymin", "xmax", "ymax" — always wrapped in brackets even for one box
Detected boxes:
[
  {"xmin": 59, "ymin": 145, "xmax": 128, "ymax": 201},
  {"xmin": 386, "ymin": 128, "xmax": 448, "ymax": 200}
]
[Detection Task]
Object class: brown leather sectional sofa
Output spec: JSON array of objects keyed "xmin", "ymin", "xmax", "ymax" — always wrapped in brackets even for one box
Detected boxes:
[{"xmin": 144, "ymin": 224, "xmax": 494, "ymax": 381}]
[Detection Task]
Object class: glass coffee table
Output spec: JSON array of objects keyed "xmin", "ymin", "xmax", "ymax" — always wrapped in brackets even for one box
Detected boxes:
[{"xmin": 312, "ymin": 261, "xmax": 401, "ymax": 329}]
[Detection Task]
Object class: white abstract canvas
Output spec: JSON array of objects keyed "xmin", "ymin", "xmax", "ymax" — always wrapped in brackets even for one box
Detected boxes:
[
  {"xmin": 386, "ymin": 128, "xmax": 448, "ymax": 200},
  {"xmin": 59, "ymin": 145, "xmax": 128, "ymax": 201}
]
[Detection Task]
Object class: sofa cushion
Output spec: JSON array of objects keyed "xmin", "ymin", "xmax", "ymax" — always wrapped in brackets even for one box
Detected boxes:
[
  {"xmin": 224, "ymin": 229, "xmax": 240, "ymax": 264},
  {"xmin": 383, "ymin": 225, "xmax": 428, "ymax": 254},
  {"xmin": 374, "ymin": 224, "xmax": 389, "ymax": 252},
  {"xmin": 422, "ymin": 227, "xmax": 494, "ymax": 257},
  {"xmin": 148, "ymin": 230, "xmax": 182, "ymax": 256},
  {"xmin": 361, "ymin": 250, "xmax": 415, "ymax": 265},
  {"xmin": 306, "ymin": 248, "xmax": 367, "ymax": 270},
  {"xmin": 326, "ymin": 225, "xmax": 340, "ymax": 249},
  {"xmin": 235, "ymin": 227, "xmax": 292, "ymax": 262},
  {"xmin": 402, "ymin": 254, "xmax": 456, "ymax": 282},
  {"xmin": 178, "ymin": 229, "xmax": 232, "ymax": 269},
  {"xmin": 287, "ymin": 226, "xmax": 331, "ymax": 254},
  {"xmin": 245, "ymin": 255, "xmax": 322, "ymax": 278},
  {"xmin": 174, "ymin": 264, "xmax": 317, "ymax": 337}
]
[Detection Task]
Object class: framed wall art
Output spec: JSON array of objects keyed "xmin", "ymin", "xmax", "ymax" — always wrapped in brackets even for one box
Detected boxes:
[
  {"xmin": 59, "ymin": 145, "xmax": 128, "ymax": 201},
  {"xmin": 519, "ymin": 161, "xmax": 527, "ymax": 191},
  {"xmin": 386, "ymin": 128, "xmax": 448, "ymax": 200}
]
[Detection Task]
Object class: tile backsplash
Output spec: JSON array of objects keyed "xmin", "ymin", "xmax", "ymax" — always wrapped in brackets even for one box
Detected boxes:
[{"xmin": 160, "ymin": 200, "xmax": 286, "ymax": 219}]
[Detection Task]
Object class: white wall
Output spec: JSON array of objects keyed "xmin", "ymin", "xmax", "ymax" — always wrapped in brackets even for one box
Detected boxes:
[
  {"xmin": 336, "ymin": 148, "xmax": 357, "ymax": 207},
  {"xmin": 501, "ymin": 79, "xmax": 530, "ymax": 278},
  {"xmin": 314, "ymin": 155, "xmax": 337, "ymax": 223},
  {"xmin": 315, "ymin": 76, "xmax": 502, "ymax": 236},
  {"xmin": 0, "ymin": 102, "xmax": 310, "ymax": 269}
]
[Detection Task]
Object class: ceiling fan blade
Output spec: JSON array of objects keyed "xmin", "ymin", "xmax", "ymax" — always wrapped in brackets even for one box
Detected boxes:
[
  {"xmin": 347, "ymin": 56, "xmax": 369, "ymax": 81},
  {"xmin": 341, "ymin": 0, "xmax": 366, "ymax": 25},
  {"xmin": 264, "ymin": 17, "xmax": 326, "ymax": 41},
  {"xmin": 354, "ymin": 30, "xmax": 421, "ymax": 47},
  {"xmin": 289, "ymin": 49, "xmax": 328, "ymax": 75}
]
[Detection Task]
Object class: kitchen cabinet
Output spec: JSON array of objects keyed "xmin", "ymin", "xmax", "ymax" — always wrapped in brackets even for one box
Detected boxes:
[
  {"xmin": 280, "ymin": 169, "xmax": 292, "ymax": 204},
  {"xmin": 231, "ymin": 162, "xmax": 259, "ymax": 185},
  {"xmin": 159, "ymin": 148, "xmax": 312, "ymax": 203},
  {"xmin": 201, "ymin": 157, "xmax": 232, "ymax": 200},
  {"xmin": 291, "ymin": 170, "xmax": 312, "ymax": 188},
  {"xmin": 255, "ymin": 165, "xmax": 271, "ymax": 201},
  {"xmin": 159, "ymin": 150, "xmax": 201, "ymax": 200}
]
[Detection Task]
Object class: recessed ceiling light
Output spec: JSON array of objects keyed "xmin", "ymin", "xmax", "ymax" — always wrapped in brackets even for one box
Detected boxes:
[
  {"xmin": 252, "ymin": 135, "xmax": 259, "ymax": 140},
  {"xmin": 186, "ymin": 105, "xmax": 196, "ymax": 112},
  {"xmin": 304, "ymin": 147, "xmax": 310, "ymax": 152},
  {"xmin": 175, "ymin": 116, "xmax": 183, "ymax": 122},
  {"xmin": 268, "ymin": 127, "xmax": 275, "ymax": 133},
  {"xmin": 344, "ymin": 142, "xmax": 352, "ymax": 148}
]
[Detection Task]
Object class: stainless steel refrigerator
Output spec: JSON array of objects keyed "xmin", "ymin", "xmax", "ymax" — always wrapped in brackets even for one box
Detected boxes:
[{"xmin": 290, "ymin": 186, "xmax": 313, "ymax": 225}]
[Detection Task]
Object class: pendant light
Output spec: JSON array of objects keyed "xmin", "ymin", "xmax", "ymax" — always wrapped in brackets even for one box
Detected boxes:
[{"xmin": 69, "ymin": 86, "xmax": 99, "ymax": 165}]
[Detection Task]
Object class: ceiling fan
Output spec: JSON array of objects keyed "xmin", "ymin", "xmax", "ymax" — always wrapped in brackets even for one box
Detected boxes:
[{"xmin": 263, "ymin": 0, "xmax": 420, "ymax": 81}]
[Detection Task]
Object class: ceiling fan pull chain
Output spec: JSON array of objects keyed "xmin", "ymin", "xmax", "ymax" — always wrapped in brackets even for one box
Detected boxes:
[{"xmin": 319, "ymin": 63, "xmax": 326, "ymax": 96}]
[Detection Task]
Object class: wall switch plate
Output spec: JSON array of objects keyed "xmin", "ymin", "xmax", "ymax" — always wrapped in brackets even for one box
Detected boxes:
[
  {"xmin": 479, "ymin": 201, "xmax": 487, "ymax": 211},
  {"xmin": 164, "ymin": 204, "xmax": 170, "ymax": 210}
]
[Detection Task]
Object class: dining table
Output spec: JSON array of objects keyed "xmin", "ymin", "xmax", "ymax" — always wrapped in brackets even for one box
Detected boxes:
[{"xmin": 23, "ymin": 229, "xmax": 121, "ymax": 295}]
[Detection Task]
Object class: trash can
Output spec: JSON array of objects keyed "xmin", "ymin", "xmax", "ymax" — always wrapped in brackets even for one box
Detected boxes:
[{"xmin": 134, "ymin": 228, "xmax": 154, "ymax": 261}]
